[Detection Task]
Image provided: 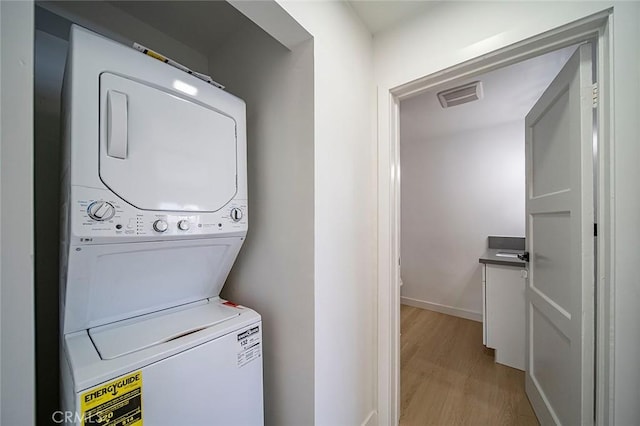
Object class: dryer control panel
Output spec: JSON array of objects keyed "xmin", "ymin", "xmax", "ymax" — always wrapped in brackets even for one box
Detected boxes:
[{"xmin": 71, "ymin": 186, "xmax": 247, "ymax": 243}]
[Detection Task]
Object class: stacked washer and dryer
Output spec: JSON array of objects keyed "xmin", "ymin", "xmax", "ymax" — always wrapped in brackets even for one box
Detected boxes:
[{"xmin": 60, "ymin": 25, "xmax": 263, "ymax": 425}]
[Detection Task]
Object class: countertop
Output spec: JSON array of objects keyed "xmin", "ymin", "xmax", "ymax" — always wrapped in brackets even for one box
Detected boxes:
[{"xmin": 479, "ymin": 249, "xmax": 526, "ymax": 267}]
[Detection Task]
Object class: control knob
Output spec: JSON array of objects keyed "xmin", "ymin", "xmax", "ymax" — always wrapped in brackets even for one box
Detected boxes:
[
  {"xmin": 87, "ymin": 201, "xmax": 115, "ymax": 221},
  {"xmin": 230, "ymin": 208, "xmax": 243, "ymax": 222},
  {"xmin": 177, "ymin": 220, "xmax": 190, "ymax": 231},
  {"xmin": 153, "ymin": 219, "xmax": 168, "ymax": 233}
]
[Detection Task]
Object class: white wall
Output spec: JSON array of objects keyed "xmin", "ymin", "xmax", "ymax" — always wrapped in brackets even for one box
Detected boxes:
[
  {"xmin": 275, "ymin": 2, "xmax": 377, "ymax": 425},
  {"xmin": 400, "ymin": 120, "xmax": 525, "ymax": 318},
  {"xmin": 374, "ymin": 2, "xmax": 640, "ymax": 424},
  {"xmin": 0, "ymin": 1, "xmax": 35, "ymax": 424},
  {"xmin": 610, "ymin": 5, "xmax": 640, "ymax": 423},
  {"xmin": 207, "ymin": 21, "xmax": 315, "ymax": 426}
]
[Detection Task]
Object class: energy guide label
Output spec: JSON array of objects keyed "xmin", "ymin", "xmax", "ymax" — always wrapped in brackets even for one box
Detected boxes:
[
  {"xmin": 237, "ymin": 326, "xmax": 261, "ymax": 368},
  {"xmin": 81, "ymin": 371, "xmax": 143, "ymax": 426}
]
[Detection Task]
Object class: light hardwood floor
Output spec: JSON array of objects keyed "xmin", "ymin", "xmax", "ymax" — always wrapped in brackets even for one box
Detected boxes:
[{"xmin": 400, "ymin": 305, "xmax": 539, "ymax": 426}]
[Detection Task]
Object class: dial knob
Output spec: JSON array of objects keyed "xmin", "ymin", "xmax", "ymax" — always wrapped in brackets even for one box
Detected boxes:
[
  {"xmin": 230, "ymin": 208, "xmax": 243, "ymax": 222},
  {"xmin": 177, "ymin": 220, "xmax": 190, "ymax": 231},
  {"xmin": 87, "ymin": 201, "xmax": 115, "ymax": 221},
  {"xmin": 153, "ymin": 219, "xmax": 168, "ymax": 233}
]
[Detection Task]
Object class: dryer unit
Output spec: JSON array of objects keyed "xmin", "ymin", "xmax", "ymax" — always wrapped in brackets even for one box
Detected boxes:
[{"xmin": 60, "ymin": 25, "xmax": 262, "ymax": 425}]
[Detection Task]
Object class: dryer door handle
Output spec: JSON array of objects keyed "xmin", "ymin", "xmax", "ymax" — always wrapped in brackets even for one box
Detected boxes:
[{"xmin": 107, "ymin": 90, "xmax": 128, "ymax": 159}]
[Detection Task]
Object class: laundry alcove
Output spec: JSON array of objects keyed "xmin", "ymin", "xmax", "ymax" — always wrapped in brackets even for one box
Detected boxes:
[{"xmin": 34, "ymin": 1, "xmax": 314, "ymax": 424}]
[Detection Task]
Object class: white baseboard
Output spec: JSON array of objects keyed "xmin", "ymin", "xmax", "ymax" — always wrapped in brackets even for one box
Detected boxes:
[
  {"xmin": 401, "ymin": 296, "xmax": 482, "ymax": 322},
  {"xmin": 361, "ymin": 410, "xmax": 377, "ymax": 426}
]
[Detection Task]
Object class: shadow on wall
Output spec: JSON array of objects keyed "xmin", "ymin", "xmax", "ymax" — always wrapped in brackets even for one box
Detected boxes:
[{"xmin": 34, "ymin": 25, "xmax": 68, "ymax": 422}]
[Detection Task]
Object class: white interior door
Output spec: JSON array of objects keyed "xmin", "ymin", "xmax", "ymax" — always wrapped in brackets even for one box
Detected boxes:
[{"xmin": 524, "ymin": 43, "xmax": 594, "ymax": 425}]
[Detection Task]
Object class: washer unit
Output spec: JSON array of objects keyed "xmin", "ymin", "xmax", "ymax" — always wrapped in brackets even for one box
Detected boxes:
[{"xmin": 60, "ymin": 25, "xmax": 263, "ymax": 425}]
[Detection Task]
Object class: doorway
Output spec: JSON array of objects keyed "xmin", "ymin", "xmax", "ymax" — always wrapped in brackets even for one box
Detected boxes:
[
  {"xmin": 397, "ymin": 43, "xmax": 582, "ymax": 425},
  {"xmin": 378, "ymin": 12, "xmax": 612, "ymax": 426}
]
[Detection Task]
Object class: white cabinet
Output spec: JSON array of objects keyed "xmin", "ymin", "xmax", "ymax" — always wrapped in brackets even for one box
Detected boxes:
[{"xmin": 482, "ymin": 264, "xmax": 526, "ymax": 370}]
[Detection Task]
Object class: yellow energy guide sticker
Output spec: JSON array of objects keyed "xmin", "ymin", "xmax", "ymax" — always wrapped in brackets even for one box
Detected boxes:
[{"xmin": 81, "ymin": 371, "xmax": 143, "ymax": 426}]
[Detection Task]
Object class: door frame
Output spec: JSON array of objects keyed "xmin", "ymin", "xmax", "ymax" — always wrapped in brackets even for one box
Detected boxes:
[{"xmin": 378, "ymin": 10, "xmax": 613, "ymax": 425}]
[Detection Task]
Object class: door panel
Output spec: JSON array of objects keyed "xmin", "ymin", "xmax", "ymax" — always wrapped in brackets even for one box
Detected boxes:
[
  {"xmin": 531, "ymin": 305, "xmax": 573, "ymax": 422},
  {"xmin": 530, "ymin": 212, "xmax": 571, "ymax": 313},
  {"xmin": 525, "ymin": 43, "xmax": 594, "ymax": 425},
  {"xmin": 99, "ymin": 73, "xmax": 238, "ymax": 212},
  {"xmin": 531, "ymin": 89, "xmax": 571, "ymax": 197}
]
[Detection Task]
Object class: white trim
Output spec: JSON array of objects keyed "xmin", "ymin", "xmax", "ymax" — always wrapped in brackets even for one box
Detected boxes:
[
  {"xmin": 377, "ymin": 10, "xmax": 613, "ymax": 426},
  {"xmin": 594, "ymin": 15, "xmax": 614, "ymax": 426},
  {"xmin": 401, "ymin": 297, "xmax": 482, "ymax": 323},
  {"xmin": 360, "ymin": 410, "xmax": 377, "ymax": 426},
  {"xmin": 400, "ymin": 297, "xmax": 482, "ymax": 323},
  {"xmin": 377, "ymin": 89, "xmax": 400, "ymax": 426}
]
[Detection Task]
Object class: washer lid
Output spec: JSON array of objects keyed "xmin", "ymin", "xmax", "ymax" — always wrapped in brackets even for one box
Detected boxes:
[
  {"xmin": 99, "ymin": 72, "xmax": 238, "ymax": 212},
  {"xmin": 89, "ymin": 300, "xmax": 241, "ymax": 360}
]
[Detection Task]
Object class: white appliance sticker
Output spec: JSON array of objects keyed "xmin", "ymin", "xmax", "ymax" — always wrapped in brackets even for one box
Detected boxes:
[{"xmin": 237, "ymin": 326, "xmax": 261, "ymax": 368}]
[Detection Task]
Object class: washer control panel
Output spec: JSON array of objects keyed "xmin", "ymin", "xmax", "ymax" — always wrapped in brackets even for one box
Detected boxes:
[{"xmin": 71, "ymin": 186, "xmax": 247, "ymax": 242}]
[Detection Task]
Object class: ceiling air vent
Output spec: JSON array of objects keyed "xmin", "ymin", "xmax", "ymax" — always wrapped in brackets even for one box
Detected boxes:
[{"xmin": 437, "ymin": 81, "xmax": 484, "ymax": 108}]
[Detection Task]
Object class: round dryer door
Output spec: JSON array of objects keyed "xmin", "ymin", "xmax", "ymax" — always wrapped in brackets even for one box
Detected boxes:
[{"xmin": 99, "ymin": 72, "xmax": 237, "ymax": 212}]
